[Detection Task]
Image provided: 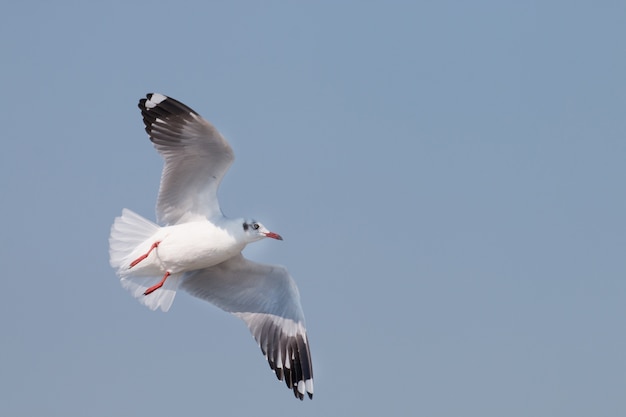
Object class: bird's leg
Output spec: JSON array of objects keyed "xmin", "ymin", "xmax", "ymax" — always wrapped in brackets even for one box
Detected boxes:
[
  {"xmin": 144, "ymin": 271, "xmax": 171, "ymax": 296},
  {"xmin": 129, "ymin": 241, "xmax": 161, "ymax": 268}
]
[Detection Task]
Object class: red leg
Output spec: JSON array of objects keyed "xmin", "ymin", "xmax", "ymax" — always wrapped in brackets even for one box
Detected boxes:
[
  {"xmin": 144, "ymin": 271, "xmax": 171, "ymax": 296},
  {"xmin": 129, "ymin": 241, "xmax": 161, "ymax": 268}
]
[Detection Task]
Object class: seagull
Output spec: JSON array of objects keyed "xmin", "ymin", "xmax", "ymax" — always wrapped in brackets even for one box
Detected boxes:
[{"xmin": 109, "ymin": 93, "xmax": 313, "ymax": 400}]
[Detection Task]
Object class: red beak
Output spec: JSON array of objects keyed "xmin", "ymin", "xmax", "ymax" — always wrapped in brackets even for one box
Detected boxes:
[{"xmin": 264, "ymin": 232, "xmax": 283, "ymax": 240}]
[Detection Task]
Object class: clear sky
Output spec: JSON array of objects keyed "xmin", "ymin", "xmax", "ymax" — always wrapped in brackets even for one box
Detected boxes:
[{"xmin": 1, "ymin": 1, "xmax": 625, "ymax": 416}]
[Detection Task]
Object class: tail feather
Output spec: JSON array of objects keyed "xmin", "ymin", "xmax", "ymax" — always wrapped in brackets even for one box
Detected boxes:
[
  {"xmin": 109, "ymin": 209, "xmax": 179, "ymax": 312},
  {"xmin": 109, "ymin": 208, "xmax": 160, "ymax": 272},
  {"xmin": 120, "ymin": 273, "xmax": 182, "ymax": 312}
]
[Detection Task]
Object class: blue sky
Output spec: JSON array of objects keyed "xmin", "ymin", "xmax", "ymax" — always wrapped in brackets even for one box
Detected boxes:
[{"xmin": 1, "ymin": 1, "xmax": 625, "ymax": 415}]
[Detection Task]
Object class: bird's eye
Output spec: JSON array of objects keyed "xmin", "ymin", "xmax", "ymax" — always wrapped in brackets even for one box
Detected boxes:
[{"xmin": 252, "ymin": 223, "xmax": 260, "ymax": 230}]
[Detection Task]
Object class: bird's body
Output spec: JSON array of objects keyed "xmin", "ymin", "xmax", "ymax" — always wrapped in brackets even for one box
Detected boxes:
[
  {"xmin": 108, "ymin": 93, "xmax": 313, "ymax": 400},
  {"xmin": 118, "ymin": 218, "xmax": 245, "ymax": 277}
]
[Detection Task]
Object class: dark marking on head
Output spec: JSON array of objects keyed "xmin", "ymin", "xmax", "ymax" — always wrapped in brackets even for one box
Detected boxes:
[{"xmin": 243, "ymin": 222, "xmax": 249, "ymax": 231}]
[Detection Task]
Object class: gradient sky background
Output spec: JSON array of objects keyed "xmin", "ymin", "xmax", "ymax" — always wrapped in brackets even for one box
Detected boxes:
[{"xmin": 1, "ymin": 1, "xmax": 625, "ymax": 416}]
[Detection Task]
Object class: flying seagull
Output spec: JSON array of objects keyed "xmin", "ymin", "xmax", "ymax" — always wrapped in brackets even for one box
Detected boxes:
[{"xmin": 109, "ymin": 93, "xmax": 313, "ymax": 400}]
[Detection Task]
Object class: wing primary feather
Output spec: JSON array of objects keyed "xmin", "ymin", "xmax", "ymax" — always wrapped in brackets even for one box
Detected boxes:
[
  {"xmin": 269, "ymin": 325, "xmax": 282, "ymax": 376},
  {"xmin": 292, "ymin": 338, "xmax": 303, "ymax": 399}
]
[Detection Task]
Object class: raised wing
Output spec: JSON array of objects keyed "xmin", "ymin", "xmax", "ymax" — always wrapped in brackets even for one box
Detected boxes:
[
  {"xmin": 180, "ymin": 254, "xmax": 314, "ymax": 400},
  {"xmin": 138, "ymin": 93, "xmax": 234, "ymax": 225}
]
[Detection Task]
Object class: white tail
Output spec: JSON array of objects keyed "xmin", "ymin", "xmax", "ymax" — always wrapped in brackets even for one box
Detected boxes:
[{"xmin": 109, "ymin": 209, "xmax": 181, "ymax": 312}]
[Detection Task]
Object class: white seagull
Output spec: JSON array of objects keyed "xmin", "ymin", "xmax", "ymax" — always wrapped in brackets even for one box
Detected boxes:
[{"xmin": 109, "ymin": 93, "xmax": 313, "ymax": 400}]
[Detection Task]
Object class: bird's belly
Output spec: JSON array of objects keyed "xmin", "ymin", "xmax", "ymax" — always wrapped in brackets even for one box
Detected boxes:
[
  {"xmin": 155, "ymin": 223, "xmax": 243, "ymax": 273},
  {"xmin": 126, "ymin": 222, "xmax": 243, "ymax": 275},
  {"xmin": 157, "ymin": 241, "xmax": 240, "ymax": 273}
]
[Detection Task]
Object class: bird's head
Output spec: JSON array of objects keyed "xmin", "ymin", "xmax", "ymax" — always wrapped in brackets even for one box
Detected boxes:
[{"xmin": 242, "ymin": 220, "xmax": 283, "ymax": 243}]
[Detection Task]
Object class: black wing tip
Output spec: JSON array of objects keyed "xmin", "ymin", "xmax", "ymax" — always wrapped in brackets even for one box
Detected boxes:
[
  {"xmin": 295, "ymin": 386, "xmax": 303, "ymax": 400},
  {"xmin": 267, "ymin": 358, "xmax": 314, "ymax": 400},
  {"xmin": 137, "ymin": 93, "xmax": 164, "ymax": 112},
  {"xmin": 138, "ymin": 93, "xmax": 198, "ymax": 116},
  {"xmin": 264, "ymin": 333, "xmax": 314, "ymax": 400},
  {"xmin": 137, "ymin": 93, "xmax": 201, "ymax": 143},
  {"xmin": 290, "ymin": 379, "xmax": 313, "ymax": 400}
]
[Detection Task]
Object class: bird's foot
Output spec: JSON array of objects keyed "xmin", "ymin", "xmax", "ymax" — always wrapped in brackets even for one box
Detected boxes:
[
  {"xmin": 129, "ymin": 241, "xmax": 161, "ymax": 268},
  {"xmin": 144, "ymin": 271, "xmax": 171, "ymax": 296}
]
